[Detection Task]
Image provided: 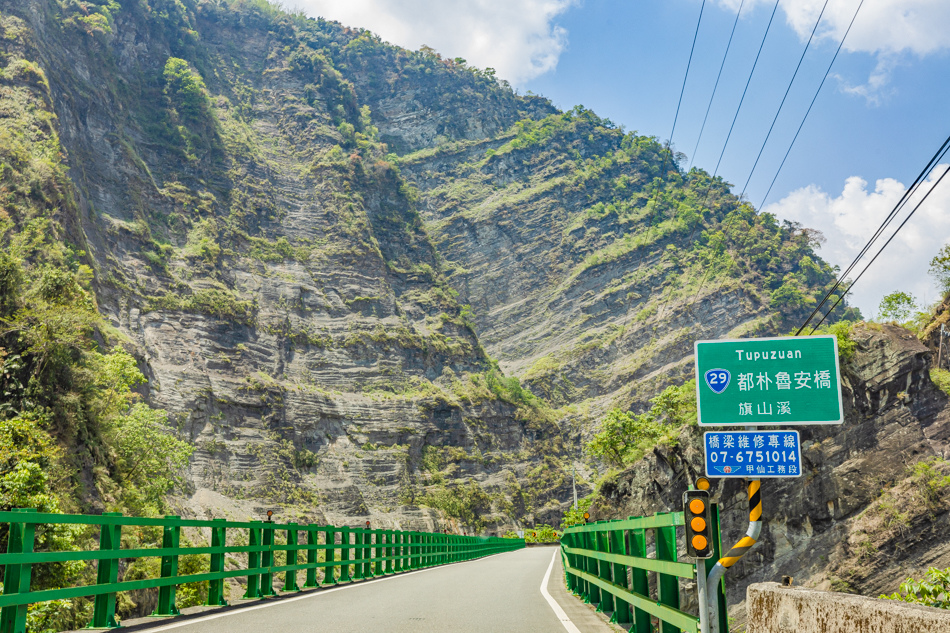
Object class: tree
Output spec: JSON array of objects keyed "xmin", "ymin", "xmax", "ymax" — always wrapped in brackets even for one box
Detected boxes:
[
  {"xmin": 882, "ymin": 566, "xmax": 950, "ymax": 609},
  {"xmin": 877, "ymin": 291, "xmax": 917, "ymax": 322},
  {"xmin": 929, "ymin": 244, "xmax": 950, "ymax": 295}
]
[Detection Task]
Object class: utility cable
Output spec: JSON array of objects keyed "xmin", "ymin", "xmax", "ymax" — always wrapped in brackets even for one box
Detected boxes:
[
  {"xmin": 808, "ymin": 161, "xmax": 950, "ymax": 333},
  {"xmin": 670, "ymin": 0, "xmax": 707, "ymax": 145},
  {"xmin": 713, "ymin": 0, "xmax": 781, "ymax": 177},
  {"xmin": 796, "ymin": 133, "xmax": 950, "ymax": 334},
  {"xmin": 688, "ymin": 0, "xmax": 744, "ymax": 172},
  {"xmin": 738, "ymin": 0, "xmax": 829, "ymax": 199},
  {"xmin": 759, "ymin": 0, "xmax": 864, "ymax": 209}
]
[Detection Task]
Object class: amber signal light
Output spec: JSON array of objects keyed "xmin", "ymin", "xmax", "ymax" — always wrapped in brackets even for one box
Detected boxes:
[{"xmin": 684, "ymin": 490, "xmax": 713, "ymax": 559}]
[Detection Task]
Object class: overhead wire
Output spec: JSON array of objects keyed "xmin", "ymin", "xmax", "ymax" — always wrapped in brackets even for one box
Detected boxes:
[
  {"xmin": 619, "ymin": 0, "xmax": 708, "ymax": 337},
  {"xmin": 670, "ymin": 0, "xmax": 708, "ymax": 144},
  {"xmin": 738, "ymin": 0, "xmax": 829, "ymax": 199},
  {"xmin": 759, "ymin": 0, "xmax": 864, "ymax": 209},
  {"xmin": 807, "ymin": 161, "xmax": 950, "ymax": 333},
  {"xmin": 671, "ymin": 0, "xmax": 783, "ymax": 321},
  {"xmin": 688, "ymin": 0, "xmax": 745, "ymax": 172},
  {"xmin": 796, "ymin": 133, "xmax": 950, "ymax": 334},
  {"xmin": 712, "ymin": 0, "xmax": 781, "ymax": 177}
]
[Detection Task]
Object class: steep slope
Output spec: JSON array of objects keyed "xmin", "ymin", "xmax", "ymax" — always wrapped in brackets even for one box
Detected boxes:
[
  {"xmin": 0, "ymin": 0, "xmax": 571, "ymax": 530},
  {"xmin": 394, "ymin": 110, "xmax": 857, "ymax": 421}
]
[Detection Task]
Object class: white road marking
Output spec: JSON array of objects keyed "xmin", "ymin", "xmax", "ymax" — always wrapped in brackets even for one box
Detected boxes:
[{"xmin": 540, "ymin": 549, "xmax": 583, "ymax": 633}]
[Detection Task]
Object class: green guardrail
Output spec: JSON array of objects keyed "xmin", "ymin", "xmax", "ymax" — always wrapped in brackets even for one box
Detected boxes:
[
  {"xmin": 560, "ymin": 509, "xmax": 728, "ymax": 633},
  {"xmin": 0, "ymin": 509, "xmax": 524, "ymax": 633}
]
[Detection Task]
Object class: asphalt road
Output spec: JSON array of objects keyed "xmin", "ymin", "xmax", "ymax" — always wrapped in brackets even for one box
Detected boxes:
[{"xmin": 125, "ymin": 546, "xmax": 615, "ymax": 633}]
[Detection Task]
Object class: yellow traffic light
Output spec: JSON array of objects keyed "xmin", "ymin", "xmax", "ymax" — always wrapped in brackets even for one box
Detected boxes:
[
  {"xmin": 696, "ymin": 477, "xmax": 711, "ymax": 491},
  {"xmin": 684, "ymin": 490, "xmax": 713, "ymax": 559}
]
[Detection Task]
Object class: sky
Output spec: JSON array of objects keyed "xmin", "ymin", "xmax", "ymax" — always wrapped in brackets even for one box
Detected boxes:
[{"xmin": 288, "ymin": 0, "xmax": 950, "ymax": 319}]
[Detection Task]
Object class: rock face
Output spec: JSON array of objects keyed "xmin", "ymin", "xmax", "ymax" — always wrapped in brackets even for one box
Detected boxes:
[
  {"xmin": 590, "ymin": 324, "xmax": 950, "ymax": 622},
  {"xmin": 0, "ymin": 0, "xmax": 573, "ymax": 529},
  {"xmin": 0, "ymin": 0, "xmax": 851, "ymax": 534}
]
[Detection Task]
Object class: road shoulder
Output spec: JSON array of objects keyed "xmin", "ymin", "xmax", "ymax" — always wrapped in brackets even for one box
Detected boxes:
[{"xmin": 544, "ymin": 547, "xmax": 627, "ymax": 633}]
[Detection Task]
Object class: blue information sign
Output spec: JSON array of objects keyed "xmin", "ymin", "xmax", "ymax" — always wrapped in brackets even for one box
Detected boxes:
[{"xmin": 704, "ymin": 431, "xmax": 802, "ymax": 478}]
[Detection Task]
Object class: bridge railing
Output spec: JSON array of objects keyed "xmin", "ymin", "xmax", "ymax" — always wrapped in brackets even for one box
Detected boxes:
[
  {"xmin": 560, "ymin": 508, "xmax": 728, "ymax": 633},
  {"xmin": 0, "ymin": 508, "xmax": 523, "ymax": 632}
]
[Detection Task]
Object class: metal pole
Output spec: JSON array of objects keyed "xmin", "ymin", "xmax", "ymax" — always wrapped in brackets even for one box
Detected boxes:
[
  {"xmin": 708, "ymin": 479, "xmax": 762, "ymax": 633},
  {"xmin": 572, "ymin": 464, "xmax": 578, "ymax": 510},
  {"xmin": 697, "ymin": 559, "xmax": 710, "ymax": 633},
  {"xmin": 939, "ymin": 324, "xmax": 945, "ymax": 370}
]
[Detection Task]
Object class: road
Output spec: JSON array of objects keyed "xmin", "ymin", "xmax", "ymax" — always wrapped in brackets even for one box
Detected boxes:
[{"xmin": 116, "ymin": 546, "xmax": 614, "ymax": 633}]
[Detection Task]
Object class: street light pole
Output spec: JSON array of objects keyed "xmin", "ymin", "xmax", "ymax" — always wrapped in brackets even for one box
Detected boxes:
[{"xmin": 572, "ymin": 464, "xmax": 577, "ymax": 510}]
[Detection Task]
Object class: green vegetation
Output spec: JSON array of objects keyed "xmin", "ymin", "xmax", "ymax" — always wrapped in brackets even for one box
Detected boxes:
[
  {"xmin": 882, "ymin": 566, "xmax": 950, "ymax": 609},
  {"xmin": 931, "ymin": 368, "xmax": 950, "ymax": 397},
  {"xmin": 586, "ymin": 380, "xmax": 696, "ymax": 467},
  {"xmin": 929, "ymin": 245, "xmax": 950, "ymax": 295},
  {"xmin": 420, "ymin": 481, "xmax": 492, "ymax": 530},
  {"xmin": 503, "ymin": 524, "xmax": 560, "ymax": 543},
  {"xmin": 878, "ymin": 291, "xmax": 918, "ymax": 323},
  {"xmin": 560, "ymin": 498, "xmax": 593, "ymax": 529}
]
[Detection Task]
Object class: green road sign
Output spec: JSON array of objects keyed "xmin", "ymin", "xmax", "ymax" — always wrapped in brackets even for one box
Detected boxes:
[{"xmin": 694, "ymin": 335, "xmax": 843, "ymax": 426}]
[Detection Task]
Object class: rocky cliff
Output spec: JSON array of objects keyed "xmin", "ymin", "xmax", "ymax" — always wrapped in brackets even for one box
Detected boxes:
[
  {"xmin": 589, "ymin": 323, "xmax": 950, "ymax": 623},
  {"xmin": 0, "ymin": 0, "xmax": 857, "ymax": 535}
]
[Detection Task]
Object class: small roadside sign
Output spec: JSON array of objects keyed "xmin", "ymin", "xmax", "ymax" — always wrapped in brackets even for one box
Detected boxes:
[
  {"xmin": 694, "ymin": 335, "xmax": 843, "ymax": 426},
  {"xmin": 704, "ymin": 431, "xmax": 802, "ymax": 478}
]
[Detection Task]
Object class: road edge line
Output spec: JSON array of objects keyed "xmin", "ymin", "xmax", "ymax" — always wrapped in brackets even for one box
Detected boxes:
[{"xmin": 540, "ymin": 548, "xmax": 583, "ymax": 633}]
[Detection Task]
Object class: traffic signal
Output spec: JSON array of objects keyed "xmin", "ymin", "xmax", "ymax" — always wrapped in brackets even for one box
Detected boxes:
[
  {"xmin": 583, "ymin": 512, "xmax": 590, "ymax": 524},
  {"xmin": 684, "ymin": 490, "xmax": 713, "ymax": 559}
]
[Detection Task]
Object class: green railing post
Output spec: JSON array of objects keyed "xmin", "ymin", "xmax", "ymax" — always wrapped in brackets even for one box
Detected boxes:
[
  {"xmin": 628, "ymin": 527, "xmax": 651, "ymax": 633},
  {"xmin": 260, "ymin": 522, "xmax": 276, "ymax": 597},
  {"xmin": 393, "ymin": 531, "xmax": 403, "ymax": 572},
  {"xmin": 608, "ymin": 528, "xmax": 631, "ymax": 626},
  {"xmin": 89, "ymin": 512, "xmax": 123, "ymax": 629},
  {"xmin": 311, "ymin": 528, "xmax": 326, "ymax": 587},
  {"xmin": 595, "ymin": 526, "xmax": 614, "ymax": 614},
  {"xmin": 207, "ymin": 519, "xmax": 228, "ymax": 606},
  {"xmin": 339, "ymin": 527, "xmax": 351, "ymax": 582},
  {"xmin": 354, "ymin": 530, "xmax": 365, "ymax": 580},
  {"xmin": 243, "ymin": 522, "xmax": 262, "ymax": 599},
  {"xmin": 656, "ymin": 521, "xmax": 681, "ymax": 633},
  {"xmin": 386, "ymin": 531, "xmax": 395, "ymax": 573},
  {"xmin": 152, "ymin": 516, "xmax": 181, "ymax": 617},
  {"xmin": 0, "ymin": 508, "xmax": 37, "ymax": 633},
  {"xmin": 365, "ymin": 530, "xmax": 375, "ymax": 578},
  {"xmin": 328, "ymin": 527, "xmax": 336, "ymax": 585},
  {"xmin": 285, "ymin": 524, "xmax": 300, "ymax": 592},
  {"xmin": 583, "ymin": 528, "xmax": 599, "ymax": 604},
  {"xmin": 708, "ymin": 504, "xmax": 729, "ymax": 633}
]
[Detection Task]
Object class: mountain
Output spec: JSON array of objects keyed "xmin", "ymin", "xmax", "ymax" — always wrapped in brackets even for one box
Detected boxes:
[{"xmin": 0, "ymin": 0, "xmax": 854, "ymax": 541}]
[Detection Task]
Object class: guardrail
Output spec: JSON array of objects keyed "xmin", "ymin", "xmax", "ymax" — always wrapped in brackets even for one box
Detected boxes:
[
  {"xmin": 0, "ymin": 508, "xmax": 524, "ymax": 632},
  {"xmin": 560, "ymin": 509, "xmax": 728, "ymax": 633}
]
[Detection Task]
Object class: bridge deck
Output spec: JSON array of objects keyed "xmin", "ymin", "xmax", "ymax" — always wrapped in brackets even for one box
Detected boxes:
[{"xmin": 74, "ymin": 546, "xmax": 615, "ymax": 633}]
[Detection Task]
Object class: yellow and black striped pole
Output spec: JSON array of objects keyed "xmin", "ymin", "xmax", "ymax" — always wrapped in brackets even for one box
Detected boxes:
[{"xmin": 706, "ymin": 480, "xmax": 762, "ymax": 633}]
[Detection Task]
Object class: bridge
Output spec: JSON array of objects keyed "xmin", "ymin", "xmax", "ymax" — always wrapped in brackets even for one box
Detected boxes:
[{"xmin": 0, "ymin": 509, "xmax": 725, "ymax": 633}]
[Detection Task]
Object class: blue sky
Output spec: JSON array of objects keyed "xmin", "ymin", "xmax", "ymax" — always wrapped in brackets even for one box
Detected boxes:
[{"xmin": 293, "ymin": 0, "xmax": 950, "ymax": 318}]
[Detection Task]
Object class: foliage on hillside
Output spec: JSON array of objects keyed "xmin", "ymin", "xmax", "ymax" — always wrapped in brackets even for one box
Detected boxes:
[{"xmin": 586, "ymin": 380, "xmax": 697, "ymax": 468}]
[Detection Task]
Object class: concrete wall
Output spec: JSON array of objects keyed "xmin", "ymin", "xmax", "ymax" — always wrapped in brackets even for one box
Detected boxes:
[{"xmin": 746, "ymin": 582, "xmax": 950, "ymax": 633}]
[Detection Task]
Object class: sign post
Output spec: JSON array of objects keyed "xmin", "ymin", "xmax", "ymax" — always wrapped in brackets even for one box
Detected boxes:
[{"xmin": 693, "ymin": 335, "xmax": 843, "ymax": 633}]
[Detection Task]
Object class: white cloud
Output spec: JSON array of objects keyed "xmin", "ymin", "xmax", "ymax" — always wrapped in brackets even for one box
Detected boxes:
[
  {"xmin": 763, "ymin": 166, "xmax": 950, "ymax": 318},
  {"xmin": 716, "ymin": 0, "xmax": 950, "ymax": 99},
  {"xmin": 288, "ymin": 0, "xmax": 578, "ymax": 85}
]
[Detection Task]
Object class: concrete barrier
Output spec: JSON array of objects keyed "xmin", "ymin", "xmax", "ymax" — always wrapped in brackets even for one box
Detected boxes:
[{"xmin": 747, "ymin": 582, "xmax": 950, "ymax": 632}]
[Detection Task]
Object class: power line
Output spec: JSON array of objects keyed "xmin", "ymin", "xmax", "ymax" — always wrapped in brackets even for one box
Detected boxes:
[
  {"xmin": 670, "ymin": 0, "xmax": 708, "ymax": 145},
  {"xmin": 688, "ymin": 0, "xmax": 745, "ymax": 172},
  {"xmin": 796, "ymin": 133, "xmax": 950, "ymax": 334},
  {"xmin": 759, "ymin": 0, "xmax": 865, "ymax": 209},
  {"xmin": 713, "ymin": 0, "xmax": 781, "ymax": 177},
  {"xmin": 807, "ymin": 162, "xmax": 950, "ymax": 333},
  {"xmin": 738, "ymin": 0, "xmax": 829, "ymax": 199}
]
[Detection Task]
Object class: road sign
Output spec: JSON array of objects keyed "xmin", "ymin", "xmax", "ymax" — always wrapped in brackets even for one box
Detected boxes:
[
  {"xmin": 694, "ymin": 335, "xmax": 843, "ymax": 426},
  {"xmin": 704, "ymin": 431, "xmax": 802, "ymax": 478}
]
